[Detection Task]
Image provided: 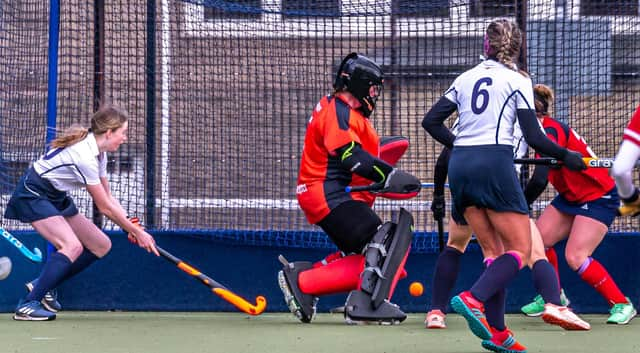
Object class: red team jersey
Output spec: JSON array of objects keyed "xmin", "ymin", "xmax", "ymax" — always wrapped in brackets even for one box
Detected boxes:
[
  {"xmin": 541, "ymin": 116, "xmax": 615, "ymax": 203},
  {"xmin": 297, "ymin": 95, "xmax": 379, "ymax": 224},
  {"xmin": 622, "ymin": 105, "xmax": 640, "ymax": 146}
]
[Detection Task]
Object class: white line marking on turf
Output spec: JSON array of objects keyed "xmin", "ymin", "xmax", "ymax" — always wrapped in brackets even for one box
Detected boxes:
[{"xmin": 32, "ymin": 337, "xmax": 58, "ymax": 340}]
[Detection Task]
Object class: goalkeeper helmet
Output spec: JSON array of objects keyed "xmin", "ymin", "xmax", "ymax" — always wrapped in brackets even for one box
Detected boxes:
[{"xmin": 333, "ymin": 53, "xmax": 384, "ymax": 117}]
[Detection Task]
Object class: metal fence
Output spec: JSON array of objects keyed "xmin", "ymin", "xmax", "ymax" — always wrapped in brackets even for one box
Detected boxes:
[{"xmin": 1, "ymin": 0, "xmax": 638, "ymax": 253}]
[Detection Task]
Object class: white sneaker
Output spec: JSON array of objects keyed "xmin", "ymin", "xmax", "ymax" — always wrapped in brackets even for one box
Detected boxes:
[
  {"xmin": 425, "ymin": 309, "xmax": 447, "ymax": 329},
  {"xmin": 542, "ymin": 303, "xmax": 590, "ymax": 330}
]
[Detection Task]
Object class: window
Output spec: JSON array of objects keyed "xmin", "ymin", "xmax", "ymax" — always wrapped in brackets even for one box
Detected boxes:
[
  {"xmin": 204, "ymin": 0, "xmax": 261, "ymax": 20},
  {"xmin": 393, "ymin": 0, "xmax": 449, "ymax": 18},
  {"xmin": 581, "ymin": 0, "xmax": 638, "ymax": 16},
  {"xmin": 281, "ymin": 0, "xmax": 341, "ymax": 19},
  {"xmin": 469, "ymin": 0, "xmax": 516, "ymax": 18}
]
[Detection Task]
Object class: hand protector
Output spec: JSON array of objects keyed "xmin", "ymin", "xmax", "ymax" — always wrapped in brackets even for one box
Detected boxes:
[
  {"xmin": 379, "ymin": 169, "xmax": 421, "ymax": 196},
  {"xmin": 618, "ymin": 189, "xmax": 640, "ymax": 217},
  {"xmin": 377, "ymin": 136, "xmax": 410, "ymax": 200},
  {"xmin": 562, "ymin": 150, "xmax": 587, "ymax": 171},
  {"xmin": 431, "ymin": 194, "xmax": 445, "ymax": 221}
]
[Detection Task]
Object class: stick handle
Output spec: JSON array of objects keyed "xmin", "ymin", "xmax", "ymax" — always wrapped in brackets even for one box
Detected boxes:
[{"xmin": 514, "ymin": 157, "xmax": 640, "ymax": 168}]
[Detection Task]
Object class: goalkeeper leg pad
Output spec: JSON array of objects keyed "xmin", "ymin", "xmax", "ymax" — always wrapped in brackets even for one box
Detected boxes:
[
  {"xmin": 343, "ymin": 208, "xmax": 414, "ymax": 324},
  {"xmin": 359, "ymin": 208, "xmax": 414, "ymax": 308}
]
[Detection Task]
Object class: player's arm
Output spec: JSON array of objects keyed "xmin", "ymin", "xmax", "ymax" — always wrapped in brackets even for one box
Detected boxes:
[
  {"xmin": 335, "ymin": 141, "xmax": 393, "ymax": 183},
  {"xmin": 335, "ymin": 141, "xmax": 420, "ymax": 194},
  {"xmin": 612, "ymin": 141, "xmax": 640, "ymax": 200},
  {"xmin": 431, "ymin": 147, "xmax": 450, "ymax": 221},
  {"xmin": 86, "ymin": 183, "xmax": 159, "ymax": 255},
  {"xmin": 422, "ymin": 97, "xmax": 457, "ymax": 149},
  {"xmin": 433, "ymin": 147, "xmax": 450, "ymax": 197},
  {"xmin": 517, "ymin": 109, "xmax": 585, "ymax": 171},
  {"xmin": 99, "ymin": 176, "xmax": 128, "ymax": 217},
  {"xmin": 612, "ymin": 140, "xmax": 640, "ymax": 216},
  {"xmin": 522, "ymin": 164, "xmax": 549, "ymax": 206}
]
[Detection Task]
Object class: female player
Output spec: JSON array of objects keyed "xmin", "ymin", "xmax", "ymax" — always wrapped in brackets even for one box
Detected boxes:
[
  {"xmin": 426, "ymin": 122, "xmax": 588, "ymax": 332},
  {"xmin": 612, "ymin": 104, "xmax": 640, "ymax": 217},
  {"xmin": 5, "ymin": 103, "xmax": 158, "ymax": 321},
  {"xmin": 278, "ymin": 52, "xmax": 420, "ymax": 324},
  {"xmin": 521, "ymin": 84, "xmax": 637, "ymax": 325},
  {"xmin": 422, "ymin": 19, "xmax": 585, "ymax": 352}
]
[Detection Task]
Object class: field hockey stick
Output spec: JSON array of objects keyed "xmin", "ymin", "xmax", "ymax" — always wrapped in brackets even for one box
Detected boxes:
[
  {"xmin": 514, "ymin": 157, "xmax": 640, "ymax": 168},
  {"xmin": 156, "ymin": 245, "xmax": 267, "ymax": 315},
  {"xmin": 128, "ymin": 217, "xmax": 266, "ymax": 315},
  {"xmin": 0, "ymin": 227, "xmax": 43, "ymax": 263}
]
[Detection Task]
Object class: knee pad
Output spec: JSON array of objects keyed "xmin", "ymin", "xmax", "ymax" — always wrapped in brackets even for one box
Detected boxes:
[{"xmin": 359, "ymin": 208, "xmax": 414, "ymax": 309}]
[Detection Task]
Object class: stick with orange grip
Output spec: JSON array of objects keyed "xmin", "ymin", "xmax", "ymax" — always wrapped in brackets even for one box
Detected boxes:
[{"xmin": 129, "ymin": 217, "xmax": 267, "ymax": 315}]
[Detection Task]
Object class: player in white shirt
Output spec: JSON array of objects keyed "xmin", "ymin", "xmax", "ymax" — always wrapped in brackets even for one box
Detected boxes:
[
  {"xmin": 425, "ymin": 116, "xmax": 588, "ymax": 332},
  {"xmin": 5, "ymin": 103, "xmax": 158, "ymax": 321},
  {"xmin": 612, "ymin": 104, "xmax": 640, "ymax": 216},
  {"xmin": 422, "ymin": 19, "xmax": 585, "ymax": 352}
]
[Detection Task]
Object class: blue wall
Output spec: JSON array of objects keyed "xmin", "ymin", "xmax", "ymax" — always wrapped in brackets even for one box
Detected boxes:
[{"xmin": 0, "ymin": 231, "xmax": 638, "ymax": 314}]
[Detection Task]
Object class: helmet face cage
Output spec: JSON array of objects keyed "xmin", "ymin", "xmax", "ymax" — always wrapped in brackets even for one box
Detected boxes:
[{"xmin": 334, "ymin": 53, "xmax": 384, "ymax": 117}]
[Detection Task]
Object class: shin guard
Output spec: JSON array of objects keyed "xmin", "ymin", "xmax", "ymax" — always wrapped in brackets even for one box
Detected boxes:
[
  {"xmin": 370, "ymin": 208, "xmax": 414, "ymax": 308},
  {"xmin": 345, "ymin": 208, "xmax": 414, "ymax": 323}
]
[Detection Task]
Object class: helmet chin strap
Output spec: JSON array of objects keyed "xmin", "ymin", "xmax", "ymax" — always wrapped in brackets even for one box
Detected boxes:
[{"xmin": 358, "ymin": 96, "xmax": 376, "ymax": 117}]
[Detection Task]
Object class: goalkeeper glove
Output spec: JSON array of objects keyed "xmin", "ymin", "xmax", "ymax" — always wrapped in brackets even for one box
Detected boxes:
[{"xmin": 618, "ymin": 189, "xmax": 640, "ymax": 217}]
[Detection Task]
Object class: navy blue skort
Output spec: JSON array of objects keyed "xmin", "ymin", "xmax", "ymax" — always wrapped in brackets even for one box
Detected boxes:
[
  {"xmin": 4, "ymin": 167, "xmax": 79, "ymax": 223},
  {"xmin": 550, "ymin": 187, "xmax": 619, "ymax": 227},
  {"xmin": 448, "ymin": 144, "xmax": 528, "ymax": 217}
]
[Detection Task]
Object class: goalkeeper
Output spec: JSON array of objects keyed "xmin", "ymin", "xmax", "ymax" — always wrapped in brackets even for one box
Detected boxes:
[{"xmin": 278, "ymin": 53, "xmax": 421, "ymax": 325}]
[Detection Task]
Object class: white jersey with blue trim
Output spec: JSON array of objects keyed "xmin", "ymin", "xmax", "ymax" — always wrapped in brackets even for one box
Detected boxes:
[
  {"xmin": 33, "ymin": 133, "xmax": 108, "ymax": 192},
  {"xmin": 452, "ymin": 117, "xmax": 535, "ymax": 176},
  {"xmin": 444, "ymin": 59, "xmax": 534, "ymax": 147}
]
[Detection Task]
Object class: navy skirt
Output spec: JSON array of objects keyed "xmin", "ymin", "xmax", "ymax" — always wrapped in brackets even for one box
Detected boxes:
[
  {"xmin": 448, "ymin": 145, "xmax": 528, "ymax": 217},
  {"xmin": 4, "ymin": 167, "xmax": 78, "ymax": 223},
  {"xmin": 551, "ymin": 187, "xmax": 619, "ymax": 227}
]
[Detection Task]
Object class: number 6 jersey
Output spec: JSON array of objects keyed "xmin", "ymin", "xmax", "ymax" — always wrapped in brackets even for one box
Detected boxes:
[{"xmin": 443, "ymin": 59, "xmax": 534, "ymax": 148}]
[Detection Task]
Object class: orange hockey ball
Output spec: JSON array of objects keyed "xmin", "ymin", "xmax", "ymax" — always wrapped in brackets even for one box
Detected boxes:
[{"xmin": 409, "ymin": 281, "xmax": 424, "ymax": 297}]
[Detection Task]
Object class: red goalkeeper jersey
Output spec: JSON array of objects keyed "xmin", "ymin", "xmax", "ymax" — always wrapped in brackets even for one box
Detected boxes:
[
  {"xmin": 541, "ymin": 116, "xmax": 615, "ymax": 203},
  {"xmin": 296, "ymin": 95, "xmax": 379, "ymax": 224}
]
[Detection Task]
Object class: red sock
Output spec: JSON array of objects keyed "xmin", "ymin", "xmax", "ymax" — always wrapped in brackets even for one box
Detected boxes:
[
  {"xmin": 299, "ymin": 254, "xmax": 364, "ymax": 296},
  {"xmin": 579, "ymin": 258, "xmax": 627, "ymax": 306},
  {"xmin": 545, "ymin": 247, "xmax": 560, "ymax": 287},
  {"xmin": 312, "ymin": 250, "xmax": 344, "ymax": 268}
]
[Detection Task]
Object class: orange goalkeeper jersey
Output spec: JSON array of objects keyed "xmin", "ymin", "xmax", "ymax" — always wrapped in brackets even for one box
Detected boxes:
[{"xmin": 296, "ymin": 95, "xmax": 380, "ymax": 224}]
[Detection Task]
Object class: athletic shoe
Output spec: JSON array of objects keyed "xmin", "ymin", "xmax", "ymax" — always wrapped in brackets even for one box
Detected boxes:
[
  {"xmin": 13, "ymin": 299, "xmax": 56, "ymax": 321},
  {"xmin": 607, "ymin": 298, "xmax": 637, "ymax": 325},
  {"xmin": 450, "ymin": 291, "xmax": 491, "ymax": 340},
  {"xmin": 541, "ymin": 303, "xmax": 591, "ymax": 330},
  {"xmin": 481, "ymin": 327, "xmax": 527, "ymax": 353},
  {"xmin": 26, "ymin": 280, "xmax": 62, "ymax": 312},
  {"xmin": 425, "ymin": 309, "xmax": 446, "ymax": 329},
  {"xmin": 277, "ymin": 256, "xmax": 318, "ymax": 323},
  {"xmin": 520, "ymin": 289, "xmax": 570, "ymax": 317}
]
